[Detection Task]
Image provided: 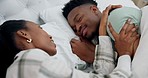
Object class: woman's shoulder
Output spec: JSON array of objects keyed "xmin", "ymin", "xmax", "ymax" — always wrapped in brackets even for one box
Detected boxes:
[{"xmin": 15, "ymin": 48, "xmax": 50, "ymax": 62}]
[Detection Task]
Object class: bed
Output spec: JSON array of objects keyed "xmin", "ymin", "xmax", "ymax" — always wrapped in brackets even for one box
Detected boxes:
[{"xmin": 0, "ymin": 0, "xmax": 142, "ymax": 73}]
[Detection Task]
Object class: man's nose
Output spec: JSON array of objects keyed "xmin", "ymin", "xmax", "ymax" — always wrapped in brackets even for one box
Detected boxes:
[{"xmin": 75, "ymin": 24, "xmax": 82, "ymax": 32}]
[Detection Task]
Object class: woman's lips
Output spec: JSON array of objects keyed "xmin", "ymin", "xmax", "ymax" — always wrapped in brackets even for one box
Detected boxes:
[{"xmin": 51, "ymin": 40, "xmax": 56, "ymax": 47}]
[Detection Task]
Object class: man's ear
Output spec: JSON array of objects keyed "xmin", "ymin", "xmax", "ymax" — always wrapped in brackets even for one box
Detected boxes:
[
  {"xmin": 90, "ymin": 5, "xmax": 99, "ymax": 14},
  {"xmin": 16, "ymin": 30, "xmax": 31, "ymax": 40}
]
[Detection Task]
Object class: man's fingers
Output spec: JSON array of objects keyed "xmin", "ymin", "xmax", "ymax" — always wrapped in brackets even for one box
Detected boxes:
[
  {"xmin": 79, "ymin": 36, "xmax": 87, "ymax": 42},
  {"xmin": 70, "ymin": 38, "xmax": 79, "ymax": 43},
  {"xmin": 108, "ymin": 22, "xmax": 118, "ymax": 40}
]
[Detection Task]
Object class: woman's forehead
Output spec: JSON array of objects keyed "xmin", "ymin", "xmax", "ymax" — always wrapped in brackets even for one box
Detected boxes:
[{"xmin": 26, "ymin": 21, "xmax": 39, "ymax": 28}]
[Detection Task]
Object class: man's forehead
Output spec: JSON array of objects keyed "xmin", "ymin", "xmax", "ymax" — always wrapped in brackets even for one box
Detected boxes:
[
  {"xmin": 68, "ymin": 5, "xmax": 90, "ymax": 18},
  {"xmin": 67, "ymin": 6, "xmax": 80, "ymax": 21}
]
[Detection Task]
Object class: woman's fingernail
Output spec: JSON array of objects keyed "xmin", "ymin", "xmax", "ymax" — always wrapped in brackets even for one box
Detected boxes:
[
  {"xmin": 127, "ymin": 18, "xmax": 131, "ymax": 22},
  {"xmin": 129, "ymin": 21, "xmax": 133, "ymax": 24}
]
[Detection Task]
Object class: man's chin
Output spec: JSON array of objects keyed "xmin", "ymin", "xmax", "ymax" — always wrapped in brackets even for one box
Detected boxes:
[
  {"xmin": 86, "ymin": 35, "xmax": 94, "ymax": 41},
  {"xmin": 87, "ymin": 33, "xmax": 98, "ymax": 40}
]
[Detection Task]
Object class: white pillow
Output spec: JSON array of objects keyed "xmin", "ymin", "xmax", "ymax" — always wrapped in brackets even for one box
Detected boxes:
[
  {"xmin": 46, "ymin": 0, "xmax": 69, "ymax": 7},
  {"xmin": 39, "ymin": 5, "xmax": 77, "ymax": 41},
  {"xmin": 39, "ymin": 0, "xmax": 139, "ymax": 39},
  {"xmin": 0, "ymin": 0, "xmax": 51, "ymax": 25},
  {"xmin": 41, "ymin": 22, "xmax": 86, "ymax": 68},
  {"xmin": 0, "ymin": 8, "xmax": 38, "ymax": 25},
  {"xmin": 96, "ymin": 0, "xmax": 139, "ymax": 12}
]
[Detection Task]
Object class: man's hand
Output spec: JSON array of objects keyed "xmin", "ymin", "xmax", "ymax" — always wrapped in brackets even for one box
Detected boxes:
[
  {"xmin": 70, "ymin": 38, "xmax": 95, "ymax": 63},
  {"xmin": 108, "ymin": 19, "xmax": 140, "ymax": 57},
  {"xmin": 99, "ymin": 5, "xmax": 122, "ymax": 36}
]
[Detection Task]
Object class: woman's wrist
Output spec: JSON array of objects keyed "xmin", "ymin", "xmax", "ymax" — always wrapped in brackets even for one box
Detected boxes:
[
  {"xmin": 118, "ymin": 52, "xmax": 132, "ymax": 57},
  {"xmin": 99, "ymin": 27, "xmax": 107, "ymax": 36}
]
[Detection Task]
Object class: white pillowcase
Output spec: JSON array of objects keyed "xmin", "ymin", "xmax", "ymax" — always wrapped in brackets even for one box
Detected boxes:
[
  {"xmin": 40, "ymin": 5, "xmax": 77, "ymax": 40},
  {"xmin": 0, "ymin": 0, "xmax": 51, "ymax": 25},
  {"xmin": 41, "ymin": 22, "xmax": 86, "ymax": 68},
  {"xmin": 46, "ymin": 0, "xmax": 69, "ymax": 7}
]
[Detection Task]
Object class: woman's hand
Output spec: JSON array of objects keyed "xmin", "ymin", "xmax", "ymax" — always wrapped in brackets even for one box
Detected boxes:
[
  {"xmin": 99, "ymin": 5, "xmax": 122, "ymax": 36},
  {"xmin": 108, "ymin": 19, "xmax": 139, "ymax": 57}
]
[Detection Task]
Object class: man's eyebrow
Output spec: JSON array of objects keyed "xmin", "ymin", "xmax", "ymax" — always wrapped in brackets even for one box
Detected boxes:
[{"xmin": 74, "ymin": 14, "xmax": 79, "ymax": 21}]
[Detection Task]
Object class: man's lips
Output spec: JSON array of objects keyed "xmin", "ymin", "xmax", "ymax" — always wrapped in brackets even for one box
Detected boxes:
[{"xmin": 80, "ymin": 25, "xmax": 87, "ymax": 37}]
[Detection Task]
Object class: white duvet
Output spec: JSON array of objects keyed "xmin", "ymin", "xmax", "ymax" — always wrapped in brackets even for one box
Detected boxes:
[{"xmin": 131, "ymin": 6, "xmax": 148, "ymax": 78}]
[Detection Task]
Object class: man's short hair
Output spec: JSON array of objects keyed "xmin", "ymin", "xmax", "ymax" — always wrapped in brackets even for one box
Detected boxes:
[{"xmin": 62, "ymin": 0, "xmax": 98, "ymax": 19}]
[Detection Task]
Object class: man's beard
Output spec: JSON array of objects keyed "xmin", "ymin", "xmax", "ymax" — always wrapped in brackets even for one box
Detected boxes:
[
  {"xmin": 87, "ymin": 31, "xmax": 98, "ymax": 41},
  {"xmin": 87, "ymin": 25, "xmax": 99, "ymax": 41}
]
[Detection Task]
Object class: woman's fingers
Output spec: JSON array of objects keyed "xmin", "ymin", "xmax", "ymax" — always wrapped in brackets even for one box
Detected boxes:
[
  {"xmin": 126, "ymin": 26, "xmax": 139, "ymax": 42},
  {"xmin": 99, "ymin": 5, "xmax": 111, "ymax": 35},
  {"xmin": 125, "ymin": 18, "xmax": 136, "ymax": 33},
  {"xmin": 131, "ymin": 26, "xmax": 139, "ymax": 37},
  {"xmin": 111, "ymin": 5, "xmax": 122, "ymax": 9},
  {"xmin": 108, "ymin": 22, "xmax": 118, "ymax": 40},
  {"xmin": 119, "ymin": 19, "xmax": 133, "ymax": 36},
  {"xmin": 99, "ymin": 5, "xmax": 122, "ymax": 36}
]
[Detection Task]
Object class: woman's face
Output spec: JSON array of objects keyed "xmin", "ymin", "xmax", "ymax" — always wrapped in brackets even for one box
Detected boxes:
[{"xmin": 25, "ymin": 21, "xmax": 56, "ymax": 55}]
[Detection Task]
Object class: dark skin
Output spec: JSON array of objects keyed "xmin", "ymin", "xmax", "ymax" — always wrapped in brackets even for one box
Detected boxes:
[
  {"xmin": 15, "ymin": 21, "xmax": 57, "ymax": 56},
  {"xmin": 69, "ymin": 4, "xmax": 140, "ymax": 63},
  {"xmin": 108, "ymin": 20, "xmax": 140, "ymax": 58},
  {"xmin": 70, "ymin": 36, "xmax": 95, "ymax": 63}
]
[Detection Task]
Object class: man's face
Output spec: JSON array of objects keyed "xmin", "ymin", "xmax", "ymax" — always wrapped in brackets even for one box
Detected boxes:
[{"xmin": 67, "ymin": 4, "xmax": 101, "ymax": 39}]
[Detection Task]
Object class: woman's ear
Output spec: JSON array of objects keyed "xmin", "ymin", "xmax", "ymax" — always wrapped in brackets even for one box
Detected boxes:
[
  {"xmin": 16, "ymin": 30, "xmax": 31, "ymax": 40},
  {"xmin": 90, "ymin": 5, "xmax": 99, "ymax": 14}
]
